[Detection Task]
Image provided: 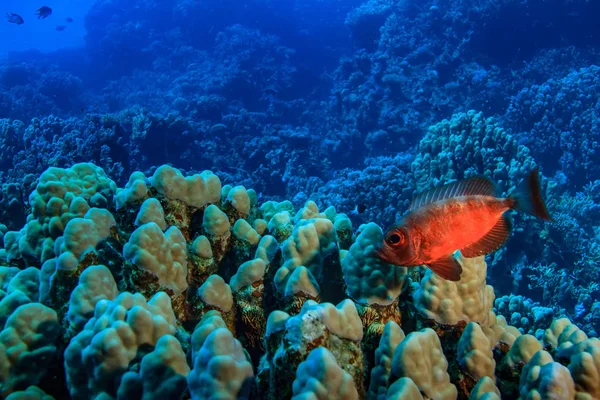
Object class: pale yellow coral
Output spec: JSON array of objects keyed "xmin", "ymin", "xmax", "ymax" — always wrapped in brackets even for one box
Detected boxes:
[
  {"xmin": 413, "ymin": 254, "xmax": 495, "ymax": 325},
  {"xmin": 391, "ymin": 328, "xmax": 457, "ymax": 400}
]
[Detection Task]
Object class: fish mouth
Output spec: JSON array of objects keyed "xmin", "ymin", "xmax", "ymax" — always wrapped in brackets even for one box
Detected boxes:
[
  {"xmin": 374, "ymin": 246, "xmax": 393, "ymax": 264},
  {"xmin": 374, "ymin": 244, "xmax": 416, "ymax": 267}
]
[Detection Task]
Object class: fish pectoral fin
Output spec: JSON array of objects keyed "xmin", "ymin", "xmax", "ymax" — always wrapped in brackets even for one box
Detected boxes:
[
  {"xmin": 427, "ymin": 254, "xmax": 463, "ymax": 281},
  {"xmin": 460, "ymin": 215, "xmax": 513, "ymax": 258}
]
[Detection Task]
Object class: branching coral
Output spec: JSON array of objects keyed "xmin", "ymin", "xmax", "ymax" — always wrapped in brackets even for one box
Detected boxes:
[
  {"xmin": 411, "ymin": 110, "xmax": 536, "ymax": 194},
  {"xmin": 506, "ymin": 66, "xmax": 600, "ymax": 187}
]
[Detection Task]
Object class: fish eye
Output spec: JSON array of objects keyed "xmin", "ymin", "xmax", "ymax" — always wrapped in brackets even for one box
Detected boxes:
[{"xmin": 386, "ymin": 230, "xmax": 405, "ymax": 246}]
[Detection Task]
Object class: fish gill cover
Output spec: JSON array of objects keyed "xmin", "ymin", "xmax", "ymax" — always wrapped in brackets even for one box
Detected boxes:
[{"xmin": 0, "ymin": 0, "xmax": 599, "ymax": 398}]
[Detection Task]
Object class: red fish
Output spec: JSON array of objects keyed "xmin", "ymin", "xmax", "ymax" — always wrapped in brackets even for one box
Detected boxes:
[{"xmin": 376, "ymin": 168, "xmax": 552, "ymax": 281}]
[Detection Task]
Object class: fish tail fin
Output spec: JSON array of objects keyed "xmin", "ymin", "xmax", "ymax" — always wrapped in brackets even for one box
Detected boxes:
[{"xmin": 508, "ymin": 167, "xmax": 552, "ymax": 221}]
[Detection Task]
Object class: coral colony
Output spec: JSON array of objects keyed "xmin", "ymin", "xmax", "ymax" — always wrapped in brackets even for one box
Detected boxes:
[{"xmin": 0, "ymin": 163, "xmax": 596, "ymax": 398}]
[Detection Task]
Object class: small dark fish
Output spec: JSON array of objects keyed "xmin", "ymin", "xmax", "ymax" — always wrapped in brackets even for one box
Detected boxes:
[
  {"xmin": 36, "ymin": 6, "xmax": 52, "ymax": 19},
  {"xmin": 66, "ymin": 17, "xmax": 73, "ymax": 23},
  {"xmin": 376, "ymin": 168, "xmax": 551, "ymax": 281},
  {"xmin": 5, "ymin": 12, "xmax": 24, "ymax": 25},
  {"xmin": 56, "ymin": 25, "xmax": 67, "ymax": 31}
]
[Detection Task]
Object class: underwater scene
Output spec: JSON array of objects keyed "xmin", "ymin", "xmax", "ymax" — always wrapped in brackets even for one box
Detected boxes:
[{"xmin": 0, "ymin": 0, "xmax": 599, "ymax": 398}]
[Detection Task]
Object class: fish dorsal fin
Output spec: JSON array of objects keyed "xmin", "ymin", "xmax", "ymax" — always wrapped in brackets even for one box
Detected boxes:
[
  {"xmin": 410, "ymin": 176, "xmax": 496, "ymax": 211},
  {"xmin": 427, "ymin": 254, "xmax": 463, "ymax": 281},
  {"xmin": 460, "ymin": 215, "xmax": 513, "ymax": 258}
]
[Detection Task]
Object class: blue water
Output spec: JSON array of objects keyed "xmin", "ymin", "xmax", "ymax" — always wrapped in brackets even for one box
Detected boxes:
[
  {"xmin": 0, "ymin": 0, "xmax": 599, "ymax": 397},
  {"xmin": 0, "ymin": 0, "xmax": 93, "ymax": 54}
]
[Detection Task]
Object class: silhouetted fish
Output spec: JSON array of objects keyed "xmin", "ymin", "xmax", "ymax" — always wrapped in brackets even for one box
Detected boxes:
[
  {"xmin": 66, "ymin": 17, "xmax": 74, "ymax": 23},
  {"xmin": 376, "ymin": 168, "xmax": 551, "ymax": 281},
  {"xmin": 5, "ymin": 12, "xmax": 24, "ymax": 25},
  {"xmin": 36, "ymin": 6, "xmax": 52, "ymax": 19},
  {"xmin": 56, "ymin": 25, "xmax": 67, "ymax": 31}
]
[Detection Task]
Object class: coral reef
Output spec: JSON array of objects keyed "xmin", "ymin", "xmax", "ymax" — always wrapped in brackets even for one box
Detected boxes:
[
  {"xmin": 0, "ymin": 61, "xmax": 84, "ymax": 122},
  {"xmin": 0, "ymin": 0, "xmax": 600, "ymax": 396},
  {"xmin": 506, "ymin": 66, "xmax": 600, "ymax": 188},
  {"xmin": 2, "ymin": 0, "xmax": 598, "ymax": 211},
  {"xmin": 0, "ymin": 163, "xmax": 597, "ymax": 399}
]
